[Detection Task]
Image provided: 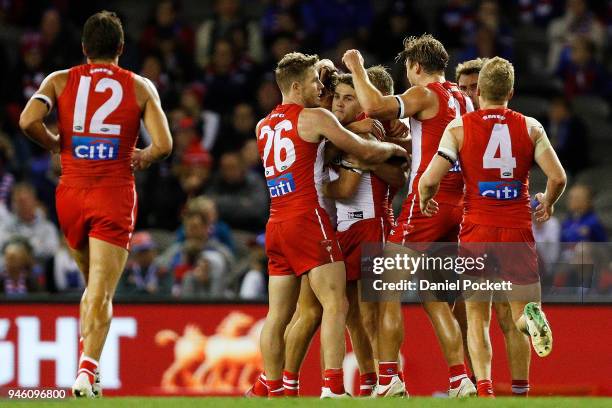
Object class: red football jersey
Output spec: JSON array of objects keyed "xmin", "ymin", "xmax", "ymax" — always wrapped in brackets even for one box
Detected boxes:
[
  {"xmin": 408, "ymin": 81, "xmax": 472, "ymax": 204},
  {"xmin": 57, "ymin": 63, "xmax": 141, "ymax": 187},
  {"xmin": 459, "ymin": 108, "xmax": 534, "ymax": 228},
  {"xmin": 257, "ymin": 104, "xmax": 328, "ymax": 221}
]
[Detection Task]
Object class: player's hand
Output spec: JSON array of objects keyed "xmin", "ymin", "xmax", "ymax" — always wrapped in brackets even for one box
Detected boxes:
[
  {"xmin": 342, "ymin": 49, "xmax": 364, "ymax": 73},
  {"xmin": 420, "ymin": 197, "xmax": 439, "ymax": 217},
  {"xmin": 387, "ymin": 119, "xmax": 409, "ymax": 139},
  {"xmin": 131, "ymin": 148, "xmax": 153, "ymax": 171},
  {"xmin": 346, "ymin": 118, "xmax": 385, "ymax": 140},
  {"xmin": 533, "ymin": 192, "xmax": 554, "ymax": 222}
]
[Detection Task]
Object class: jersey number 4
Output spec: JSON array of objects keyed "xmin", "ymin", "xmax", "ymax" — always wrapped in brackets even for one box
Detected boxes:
[
  {"xmin": 259, "ymin": 119, "xmax": 296, "ymax": 177},
  {"xmin": 73, "ymin": 76, "xmax": 123, "ymax": 135},
  {"xmin": 483, "ymin": 124, "xmax": 517, "ymax": 178}
]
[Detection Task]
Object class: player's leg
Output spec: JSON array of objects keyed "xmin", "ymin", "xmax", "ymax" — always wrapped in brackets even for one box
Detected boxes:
[
  {"xmin": 345, "ymin": 281, "xmax": 376, "ymax": 396},
  {"xmin": 465, "ymin": 293, "xmax": 494, "ymax": 397},
  {"xmin": 308, "ymin": 261, "xmax": 349, "ymax": 396},
  {"xmin": 493, "ymin": 301, "xmax": 531, "ymax": 396},
  {"xmin": 73, "ymin": 238, "xmax": 128, "ymax": 397},
  {"xmin": 452, "ymin": 299, "xmax": 474, "ymax": 375},
  {"xmin": 283, "ymin": 275, "xmax": 323, "ymax": 395},
  {"xmin": 259, "ymin": 274, "xmax": 300, "ymax": 396},
  {"xmin": 422, "ymin": 301, "xmax": 474, "ymax": 397}
]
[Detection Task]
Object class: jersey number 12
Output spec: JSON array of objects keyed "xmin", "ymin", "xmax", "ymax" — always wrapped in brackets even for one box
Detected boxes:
[{"xmin": 73, "ymin": 76, "xmax": 123, "ymax": 135}]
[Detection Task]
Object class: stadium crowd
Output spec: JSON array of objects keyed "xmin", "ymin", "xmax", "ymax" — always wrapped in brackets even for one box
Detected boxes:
[{"xmin": 0, "ymin": 0, "xmax": 610, "ymax": 299}]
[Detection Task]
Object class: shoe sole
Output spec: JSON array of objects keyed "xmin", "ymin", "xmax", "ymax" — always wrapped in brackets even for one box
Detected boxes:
[{"xmin": 525, "ymin": 302, "xmax": 553, "ymax": 357}]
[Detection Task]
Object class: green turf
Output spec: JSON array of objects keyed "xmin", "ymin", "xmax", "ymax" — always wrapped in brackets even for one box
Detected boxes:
[{"xmin": 3, "ymin": 397, "xmax": 611, "ymax": 407}]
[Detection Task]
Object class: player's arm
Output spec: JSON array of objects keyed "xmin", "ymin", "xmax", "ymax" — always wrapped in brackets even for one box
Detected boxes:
[
  {"xmin": 342, "ymin": 49, "xmax": 431, "ymax": 120},
  {"xmin": 323, "ymin": 166, "xmax": 362, "ymax": 199},
  {"xmin": 133, "ymin": 77, "xmax": 173, "ymax": 170},
  {"xmin": 418, "ymin": 118, "xmax": 463, "ymax": 216},
  {"xmin": 299, "ymin": 108, "xmax": 408, "ymax": 164},
  {"xmin": 370, "ymin": 161, "xmax": 409, "ymax": 188},
  {"xmin": 530, "ymin": 118, "xmax": 567, "ymax": 222},
  {"xmin": 19, "ymin": 71, "xmax": 64, "ymax": 153}
]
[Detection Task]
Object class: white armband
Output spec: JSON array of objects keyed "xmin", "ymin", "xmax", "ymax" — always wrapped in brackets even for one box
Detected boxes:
[{"xmin": 32, "ymin": 93, "xmax": 53, "ymax": 112}]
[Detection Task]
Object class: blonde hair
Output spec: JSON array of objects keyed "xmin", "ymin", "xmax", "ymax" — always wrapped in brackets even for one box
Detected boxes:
[
  {"xmin": 275, "ymin": 52, "xmax": 319, "ymax": 94},
  {"xmin": 366, "ymin": 65, "xmax": 394, "ymax": 95},
  {"xmin": 478, "ymin": 57, "xmax": 514, "ymax": 103},
  {"xmin": 455, "ymin": 58, "xmax": 488, "ymax": 82}
]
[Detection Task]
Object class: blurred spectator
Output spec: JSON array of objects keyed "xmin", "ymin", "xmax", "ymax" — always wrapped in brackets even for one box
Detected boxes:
[
  {"xmin": 555, "ymin": 36, "xmax": 610, "ymax": 99},
  {"xmin": 212, "ymin": 103, "xmax": 257, "ymax": 158},
  {"xmin": 561, "ymin": 184, "xmax": 608, "ymax": 242},
  {"xmin": 0, "ymin": 135, "xmax": 15, "ymax": 207},
  {"xmin": 238, "ymin": 233, "xmax": 267, "ymax": 300},
  {"xmin": 140, "ymin": 54, "xmax": 179, "ymax": 109},
  {"xmin": 459, "ymin": 1, "xmax": 514, "ymax": 61},
  {"xmin": 38, "ymin": 8, "xmax": 80, "ymax": 71},
  {"xmin": 180, "ymin": 253, "xmax": 215, "ymax": 298},
  {"xmin": 543, "ymin": 96, "xmax": 590, "ymax": 175},
  {"xmin": 202, "ymin": 38, "xmax": 254, "ymax": 114},
  {"xmin": 206, "ymin": 151, "xmax": 269, "ymax": 232},
  {"xmin": 0, "ymin": 237, "xmax": 40, "ymax": 296},
  {"xmin": 178, "ymin": 144, "xmax": 213, "ymax": 198},
  {"xmin": 182, "ymin": 196, "xmax": 235, "ymax": 253},
  {"xmin": 369, "ymin": 1, "xmax": 427, "ymax": 63},
  {"xmin": 515, "ymin": 0, "xmax": 563, "ymax": 26},
  {"xmin": 140, "ymin": 0, "xmax": 195, "ymax": 82},
  {"xmin": 53, "ymin": 238, "xmax": 84, "ymax": 292},
  {"xmin": 255, "ymin": 79, "xmax": 282, "ymax": 117},
  {"xmin": 435, "ymin": 0, "xmax": 476, "ymax": 49},
  {"xmin": 241, "ymin": 139, "xmax": 263, "ymax": 180},
  {"xmin": 116, "ymin": 232, "xmax": 171, "ymax": 296},
  {"xmin": 260, "ymin": 32, "xmax": 299, "ymax": 74},
  {"xmin": 157, "ymin": 206, "xmax": 233, "ymax": 289},
  {"xmin": 195, "ymin": 0, "xmax": 263, "ymax": 68},
  {"xmin": 178, "ymin": 85, "xmax": 221, "ymax": 153},
  {"xmin": 0, "ymin": 183, "xmax": 59, "ymax": 261},
  {"xmin": 260, "ymin": 0, "xmax": 307, "ymax": 46},
  {"xmin": 547, "ymin": 0, "xmax": 605, "ymax": 72},
  {"xmin": 308, "ymin": 0, "xmax": 373, "ymax": 51}
]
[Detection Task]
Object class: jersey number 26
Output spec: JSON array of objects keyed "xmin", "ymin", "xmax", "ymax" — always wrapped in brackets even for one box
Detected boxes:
[{"xmin": 259, "ymin": 119, "xmax": 296, "ymax": 177}]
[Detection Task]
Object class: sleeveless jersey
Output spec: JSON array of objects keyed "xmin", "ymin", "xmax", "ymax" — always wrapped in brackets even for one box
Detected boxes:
[
  {"xmin": 460, "ymin": 108, "xmax": 534, "ymax": 228},
  {"xmin": 257, "ymin": 104, "xmax": 327, "ymax": 222},
  {"xmin": 408, "ymin": 81, "xmax": 472, "ymax": 204},
  {"xmin": 57, "ymin": 63, "xmax": 141, "ymax": 187}
]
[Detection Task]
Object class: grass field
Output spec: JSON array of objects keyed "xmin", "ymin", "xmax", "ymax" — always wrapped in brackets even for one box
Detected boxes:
[{"xmin": 4, "ymin": 397, "xmax": 611, "ymax": 407}]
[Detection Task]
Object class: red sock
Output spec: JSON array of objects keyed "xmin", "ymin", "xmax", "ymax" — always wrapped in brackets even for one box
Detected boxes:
[
  {"xmin": 359, "ymin": 372, "xmax": 377, "ymax": 396},
  {"xmin": 449, "ymin": 364, "xmax": 468, "ymax": 388},
  {"xmin": 250, "ymin": 373, "xmax": 268, "ymax": 397},
  {"xmin": 283, "ymin": 371, "xmax": 299, "ymax": 397},
  {"xmin": 378, "ymin": 362, "xmax": 398, "ymax": 385},
  {"xmin": 476, "ymin": 379, "xmax": 494, "ymax": 397},
  {"xmin": 266, "ymin": 378, "xmax": 284, "ymax": 397},
  {"xmin": 323, "ymin": 368, "xmax": 345, "ymax": 395},
  {"xmin": 512, "ymin": 379, "xmax": 529, "ymax": 397},
  {"xmin": 78, "ymin": 356, "xmax": 98, "ymax": 385}
]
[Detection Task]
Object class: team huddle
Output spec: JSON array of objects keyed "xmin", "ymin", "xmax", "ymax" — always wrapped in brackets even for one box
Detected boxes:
[
  {"xmin": 250, "ymin": 34, "xmax": 567, "ymax": 398},
  {"xmin": 18, "ymin": 9, "xmax": 566, "ymax": 400}
]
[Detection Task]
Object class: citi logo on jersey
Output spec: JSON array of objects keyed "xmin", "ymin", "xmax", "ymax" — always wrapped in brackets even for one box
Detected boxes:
[
  {"xmin": 478, "ymin": 181, "xmax": 522, "ymax": 200},
  {"xmin": 72, "ymin": 136, "xmax": 119, "ymax": 160},
  {"xmin": 267, "ymin": 173, "xmax": 296, "ymax": 197}
]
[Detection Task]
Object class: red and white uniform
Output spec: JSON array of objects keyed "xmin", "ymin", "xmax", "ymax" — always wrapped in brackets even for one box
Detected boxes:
[
  {"xmin": 459, "ymin": 108, "xmax": 538, "ymax": 284},
  {"xmin": 258, "ymin": 104, "xmax": 342, "ymax": 277},
  {"xmin": 389, "ymin": 81, "xmax": 472, "ymax": 245},
  {"xmin": 56, "ymin": 63, "xmax": 140, "ymax": 250},
  {"xmin": 330, "ymin": 166, "xmax": 390, "ymax": 281}
]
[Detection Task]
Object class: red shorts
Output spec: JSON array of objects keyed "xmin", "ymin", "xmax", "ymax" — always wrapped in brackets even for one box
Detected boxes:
[
  {"xmin": 266, "ymin": 207, "xmax": 343, "ymax": 277},
  {"xmin": 337, "ymin": 217, "xmax": 389, "ymax": 281},
  {"xmin": 388, "ymin": 194, "xmax": 463, "ymax": 245},
  {"xmin": 56, "ymin": 183, "xmax": 138, "ymax": 250},
  {"xmin": 459, "ymin": 221, "xmax": 539, "ymax": 285}
]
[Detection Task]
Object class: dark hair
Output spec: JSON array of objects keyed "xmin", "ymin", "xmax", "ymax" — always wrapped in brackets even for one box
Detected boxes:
[
  {"xmin": 397, "ymin": 34, "xmax": 448, "ymax": 74},
  {"xmin": 331, "ymin": 73, "xmax": 354, "ymax": 91},
  {"xmin": 82, "ymin": 10, "xmax": 124, "ymax": 60}
]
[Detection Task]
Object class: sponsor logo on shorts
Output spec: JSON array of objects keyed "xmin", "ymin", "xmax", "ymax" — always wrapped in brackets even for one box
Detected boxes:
[
  {"xmin": 348, "ymin": 211, "xmax": 364, "ymax": 219},
  {"xmin": 267, "ymin": 172, "xmax": 296, "ymax": 198},
  {"xmin": 72, "ymin": 136, "xmax": 119, "ymax": 160},
  {"xmin": 478, "ymin": 181, "xmax": 521, "ymax": 200}
]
